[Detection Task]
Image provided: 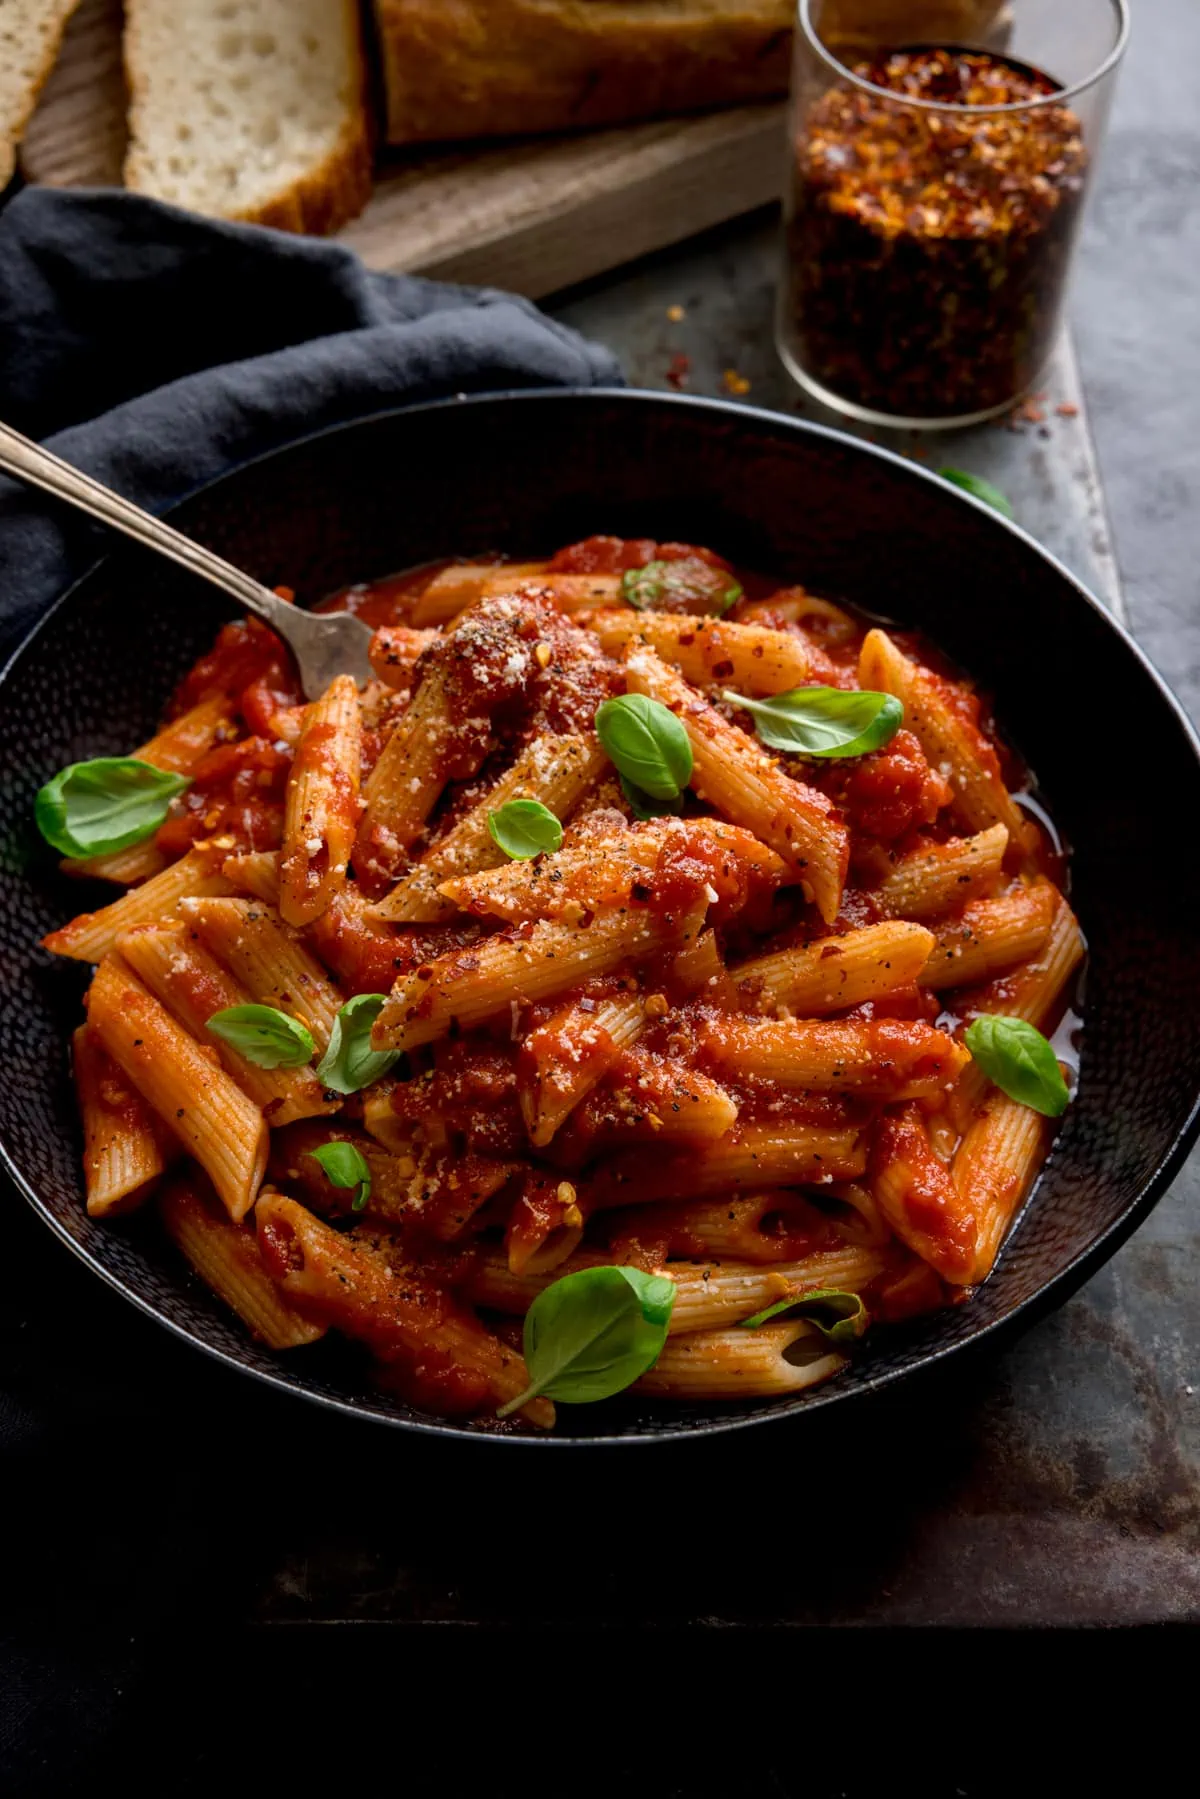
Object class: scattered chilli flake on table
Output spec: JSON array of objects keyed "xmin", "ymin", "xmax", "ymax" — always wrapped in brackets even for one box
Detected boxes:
[{"xmin": 40, "ymin": 532, "xmax": 1083, "ymax": 1429}]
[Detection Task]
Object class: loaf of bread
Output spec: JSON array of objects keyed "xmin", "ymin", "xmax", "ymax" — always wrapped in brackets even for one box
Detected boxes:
[
  {"xmin": 819, "ymin": 1, "xmax": 1011, "ymax": 54},
  {"xmin": 373, "ymin": 0, "xmax": 797, "ymax": 146},
  {"xmin": 123, "ymin": 0, "xmax": 372, "ymax": 234},
  {"xmin": 0, "ymin": 0, "xmax": 81, "ymax": 188}
]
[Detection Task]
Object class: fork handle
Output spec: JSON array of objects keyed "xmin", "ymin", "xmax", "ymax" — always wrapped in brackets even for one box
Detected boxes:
[{"xmin": 0, "ymin": 418, "xmax": 297, "ymax": 634}]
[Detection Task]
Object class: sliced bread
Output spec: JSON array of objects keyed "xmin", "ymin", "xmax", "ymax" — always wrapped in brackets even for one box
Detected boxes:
[
  {"xmin": 123, "ymin": 0, "xmax": 372, "ymax": 234},
  {"xmin": 0, "ymin": 0, "xmax": 83, "ymax": 188},
  {"xmin": 372, "ymin": 0, "xmax": 796, "ymax": 146}
]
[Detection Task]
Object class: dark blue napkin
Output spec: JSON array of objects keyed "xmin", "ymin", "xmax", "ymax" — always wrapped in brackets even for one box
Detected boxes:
[
  {"xmin": 0, "ymin": 187, "xmax": 621, "ymax": 659},
  {"xmin": 0, "ymin": 187, "xmax": 621, "ymax": 1793}
]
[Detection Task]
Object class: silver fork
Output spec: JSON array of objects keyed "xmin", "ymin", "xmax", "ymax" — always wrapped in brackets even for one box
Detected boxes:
[{"xmin": 0, "ymin": 419, "xmax": 374, "ymax": 699}]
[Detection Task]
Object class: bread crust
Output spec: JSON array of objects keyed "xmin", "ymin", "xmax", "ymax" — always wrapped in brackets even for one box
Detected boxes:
[
  {"xmin": 0, "ymin": 0, "xmax": 84, "ymax": 189},
  {"xmin": 123, "ymin": 0, "xmax": 372, "ymax": 235},
  {"xmin": 239, "ymin": 106, "xmax": 373, "ymax": 237},
  {"xmin": 373, "ymin": 0, "xmax": 795, "ymax": 146}
]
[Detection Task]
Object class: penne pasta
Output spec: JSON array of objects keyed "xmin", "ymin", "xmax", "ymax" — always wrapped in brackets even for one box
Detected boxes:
[
  {"xmin": 410, "ymin": 564, "xmax": 620, "ymax": 625},
  {"xmin": 44, "ymin": 847, "xmax": 235, "ymax": 964},
  {"xmin": 118, "ymin": 922, "xmax": 337, "ymax": 1125},
  {"xmin": 590, "ymin": 1120, "xmax": 868, "ymax": 1211},
  {"xmin": 61, "ymin": 841, "xmax": 167, "ymax": 886},
  {"xmin": 361, "ymin": 1082, "xmax": 417, "ymax": 1155},
  {"xmin": 588, "ymin": 610, "xmax": 811, "ymax": 694},
  {"xmin": 669, "ymin": 926, "xmax": 737, "ymax": 1004},
  {"xmin": 255, "ymin": 1191, "xmax": 553, "ymax": 1425},
  {"xmin": 608, "ymin": 1188, "xmax": 849, "ymax": 1263},
  {"xmin": 635, "ymin": 1321, "xmax": 847, "ymax": 1398},
  {"xmin": 518, "ymin": 990, "xmax": 647, "ymax": 1146},
  {"xmin": 180, "ymin": 896, "xmax": 344, "ymax": 1050},
  {"xmin": 355, "ymin": 662, "xmax": 456, "ymax": 886},
  {"xmin": 130, "ymin": 694, "xmax": 238, "ymax": 775},
  {"xmin": 73, "ymin": 1024, "xmax": 168, "ymax": 1217},
  {"xmin": 373, "ymin": 903, "xmax": 706, "ymax": 1054},
  {"xmin": 369, "ymin": 732, "xmax": 606, "ymax": 924},
  {"xmin": 918, "ymin": 883, "xmax": 1056, "ymax": 990},
  {"xmin": 732, "ymin": 920, "xmax": 936, "ymax": 1017},
  {"xmin": 871, "ymin": 1101, "xmax": 978, "ymax": 1284},
  {"xmin": 159, "ymin": 1176, "xmax": 326, "ymax": 1348},
  {"xmin": 468, "ymin": 1243, "xmax": 886, "ymax": 1333},
  {"xmin": 572, "ymin": 1050, "xmax": 739, "ymax": 1145},
  {"xmin": 696, "ymin": 1014, "xmax": 969, "ymax": 1098},
  {"xmin": 87, "ymin": 954, "xmax": 267, "ymax": 1221},
  {"xmin": 874, "ymin": 824, "xmax": 1009, "ymax": 919},
  {"xmin": 369, "ymin": 624, "xmax": 440, "ymax": 689},
  {"xmin": 737, "ymin": 586, "xmax": 859, "ymax": 643},
  {"xmin": 221, "ymin": 848, "xmax": 280, "ymax": 904},
  {"xmin": 952, "ymin": 1091, "xmax": 1054, "ymax": 1285},
  {"xmin": 440, "ymin": 815, "xmax": 785, "ymax": 926},
  {"xmin": 504, "ymin": 1169, "xmax": 588, "ymax": 1275},
  {"xmin": 625, "ymin": 647, "xmax": 849, "ymax": 922},
  {"xmin": 279, "ymin": 674, "xmax": 363, "ymax": 927},
  {"xmin": 858, "ymin": 628, "xmax": 1035, "ymax": 854}
]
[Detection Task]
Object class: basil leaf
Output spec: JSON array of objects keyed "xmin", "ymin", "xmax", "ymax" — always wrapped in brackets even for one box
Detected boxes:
[
  {"xmin": 619, "ymin": 773, "xmax": 684, "ymax": 822},
  {"xmin": 723, "ymin": 685, "xmax": 903, "ymax": 759},
  {"xmin": 35, "ymin": 757, "xmax": 190, "ymax": 858},
  {"xmin": 740, "ymin": 1287, "xmax": 869, "ymax": 1344},
  {"xmin": 315, "ymin": 993, "xmax": 400, "ymax": 1095},
  {"xmin": 621, "ymin": 559, "xmax": 743, "ymax": 617},
  {"xmin": 964, "ymin": 1014, "xmax": 1070, "ymax": 1118},
  {"xmin": 307, "ymin": 1140, "xmax": 372, "ymax": 1213},
  {"xmin": 496, "ymin": 1264, "xmax": 676, "ymax": 1418},
  {"xmin": 595, "ymin": 694, "xmax": 693, "ymax": 801},
  {"xmin": 487, "ymin": 798, "xmax": 564, "ymax": 861},
  {"xmin": 939, "ymin": 467, "xmax": 1015, "ymax": 520},
  {"xmin": 206, "ymin": 1004, "xmax": 314, "ymax": 1069}
]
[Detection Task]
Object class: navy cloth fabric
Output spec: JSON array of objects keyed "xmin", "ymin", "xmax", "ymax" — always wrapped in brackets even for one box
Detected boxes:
[
  {"xmin": 0, "ymin": 188, "xmax": 621, "ymax": 1793},
  {"xmin": 0, "ymin": 186, "xmax": 621, "ymax": 659}
]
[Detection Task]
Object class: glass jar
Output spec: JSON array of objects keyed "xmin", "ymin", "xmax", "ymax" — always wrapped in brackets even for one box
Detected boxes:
[{"xmin": 777, "ymin": 0, "xmax": 1129, "ymax": 427}]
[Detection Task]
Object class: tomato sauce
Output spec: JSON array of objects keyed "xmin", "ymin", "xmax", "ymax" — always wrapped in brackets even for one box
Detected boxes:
[{"xmin": 156, "ymin": 736, "xmax": 291, "ymax": 857}]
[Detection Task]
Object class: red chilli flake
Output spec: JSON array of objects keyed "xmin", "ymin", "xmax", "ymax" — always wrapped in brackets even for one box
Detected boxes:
[{"xmin": 666, "ymin": 353, "xmax": 691, "ymax": 390}]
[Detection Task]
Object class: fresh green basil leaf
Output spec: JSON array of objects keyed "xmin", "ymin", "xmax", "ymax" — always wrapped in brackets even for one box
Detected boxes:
[
  {"xmin": 206, "ymin": 1004, "xmax": 314, "ymax": 1069},
  {"xmin": 723, "ymin": 685, "xmax": 903, "ymax": 759},
  {"xmin": 621, "ymin": 559, "xmax": 742, "ymax": 618},
  {"xmin": 963, "ymin": 1014, "xmax": 1070, "ymax": 1117},
  {"xmin": 315, "ymin": 993, "xmax": 400, "ymax": 1095},
  {"xmin": 740, "ymin": 1287, "xmax": 869, "ymax": 1343},
  {"xmin": 939, "ymin": 467, "xmax": 1015, "ymax": 520},
  {"xmin": 487, "ymin": 798, "xmax": 564, "ymax": 861},
  {"xmin": 622, "ymin": 562, "xmax": 668, "ymax": 611},
  {"xmin": 307, "ymin": 1140, "xmax": 372, "ymax": 1213},
  {"xmin": 496, "ymin": 1264, "xmax": 676, "ymax": 1418},
  {"xmin": 595, "ymin": 693, "xmax": 693, "ymax": 801},
  {"xmin": 35, "ymin": 757, "xmax": 190, "ymax": 858},
  {"xmin": 619, "ymin": 773, "xmax": 684, "ymax": 821}
]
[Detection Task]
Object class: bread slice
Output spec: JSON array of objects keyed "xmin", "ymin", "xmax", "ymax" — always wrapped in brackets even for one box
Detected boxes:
[
  {"xmin": 0, "ymin": 0, "xmax": 83, "ymax": 188},
  {"xmin": 373, "ymin": 0, "xmax": 796, "ymax": 146},
  {"xmin": 123, "ymin": 0, "xmax": 372, "ymax": 234}
]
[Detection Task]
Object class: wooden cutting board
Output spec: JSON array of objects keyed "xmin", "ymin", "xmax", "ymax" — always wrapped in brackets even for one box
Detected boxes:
[{"xmin": 19, "ymin": 0, "xmax": 788, "ymax": 301}]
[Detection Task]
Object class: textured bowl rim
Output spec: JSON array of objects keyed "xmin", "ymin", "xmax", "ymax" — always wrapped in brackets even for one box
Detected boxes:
[{"xmin": 2, "ymin": 385, "xmax": 1198, "ymax": 1448}]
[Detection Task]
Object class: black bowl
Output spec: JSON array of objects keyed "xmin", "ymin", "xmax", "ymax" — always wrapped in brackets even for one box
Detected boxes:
[{"xmin": 2, "ymin": 389, "xmax": 1198, "ymax": 1445}]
